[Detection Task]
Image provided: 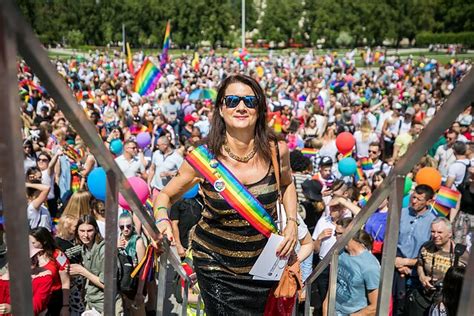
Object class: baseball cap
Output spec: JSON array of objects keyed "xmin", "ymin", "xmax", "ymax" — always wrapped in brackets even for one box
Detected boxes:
[
  {"xmin": 29, "ymin": 240, "xmax": 43, "ymax": 258},
  {"xmin": 459, "ymin": 115, "xmax": 472, "ymax": 126},
  {"xmin": 302, "ymin": 179, "xmax": 323, "ymax": 202},
  {"xmin": 184, "ymin": 114, "xmax": 197, "ymax": 123},
  {"xmin": 319, "ymin": 156, "xmax": 333, "ymax": 167},
  {"xmin": 405, "ymin": 107, "xmax": 415, "ymax": 116},
  {"xmin": 393, "ymin": 103, "xmax": 402, "ymax": 110}
]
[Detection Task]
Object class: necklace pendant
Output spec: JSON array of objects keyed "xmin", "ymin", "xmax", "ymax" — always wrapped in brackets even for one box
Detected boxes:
[{"xmin": 214, "ymin": 179, "xmax": 226, "ymax": 192}]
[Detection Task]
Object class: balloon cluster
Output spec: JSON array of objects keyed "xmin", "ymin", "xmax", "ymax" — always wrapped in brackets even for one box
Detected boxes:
[
  {"xmin": 233, "ymin": 48, "xmax": 251, "ymax": 65},
  {"xmin": 336, "ymin": 132, "xmax": 357, "ymax": 176}
]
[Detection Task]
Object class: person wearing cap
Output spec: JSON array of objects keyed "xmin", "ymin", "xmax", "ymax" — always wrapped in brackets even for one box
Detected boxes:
[
  {"xmin": 434, "ymin": 128, "xmax": 459, "ymax": 182},
  {"xmin": 458, "ymin": 114, "xmax": 472, "ymax": 142},
  {"xmin": 399, "ymin": 106, "xmax": 415, "ymax": 135},
  {"xmin": 392, "ymin": 121, "xmax": 423, "ymax": 161},
  {"xmin": 312, "ymin": 156, "xmax": 336, "ymax": 190},
  {"xmin": 0, "ymin": 241, "xmax": 53, "ymax": 316},
  {"xmin": 180, "ymin": 114, "xmax": 198, "ymax": 140},
  {"xmin": 381, "ymin": 102, "xmax": 402, "ymax": 159}
]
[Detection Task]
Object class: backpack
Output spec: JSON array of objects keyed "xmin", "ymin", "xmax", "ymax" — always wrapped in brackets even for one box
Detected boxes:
[
  {"xmin": 455, "ymin": 160, "xmax": 471, "ymax": 191},
  {"xmin": 117, "ymin": 248, "xmax": 138, "ymax": 299}
]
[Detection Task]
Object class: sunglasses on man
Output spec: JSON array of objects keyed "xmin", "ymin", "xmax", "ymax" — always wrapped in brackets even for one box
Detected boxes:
[{"xmin": 223, "ymin": 95, "xmax": 258, "ymax": 109}]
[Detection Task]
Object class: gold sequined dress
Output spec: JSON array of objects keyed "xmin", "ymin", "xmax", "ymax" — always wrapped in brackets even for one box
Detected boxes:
[{"xmin": 191, "ymin": 164, "xmax": 278, "ymax": 315}]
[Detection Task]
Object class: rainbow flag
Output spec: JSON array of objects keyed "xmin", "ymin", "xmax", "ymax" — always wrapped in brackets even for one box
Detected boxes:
[
  {"xmin": 191, "ymin": 51, "xmax": 200, "ymax": 71},
  {"xmin": 126, "ymin": 42, "xmax": 134, "ymax": 74},
  {"xmin": 160, "ymin": 21, "xmax": 171, "ymax": 70},
  {"xmin": 145, "ymin": 198, "xmax": 154, "ymax": 211},
  {"xmin": 431, "ymin": 202, "xmax": 450, "ymax": 218},
  {"xmin": 358, "ymin": 194, "xmax": 370, "ymax": 208},
  {"xmin": 342, "ymin": 151, "xmax": 352, "ymax": 158},
  {"xmin": 274, "ymin": 115, "xmax": 282, "ymax": 134},
  {"xmin": 354, "ymin": 167, "xmax": 364, "ymax": 182},
  {"xmin": 133, "ymin": 59, "xmax": 161, "ymax": 96},
  {"xmin": 301, "ymin": 148, "xmax": 318, "ymax": 158},
  {"xmin": 435, "ymin": 186, "xmax": 461, "ymax": 209},
  {"xmin": 360, "ymin": 157, "xmax": 373, "ymax": 170},
  {"xmin": 185, "ymin": 146, "xmax": 278, "ymax": 237}
]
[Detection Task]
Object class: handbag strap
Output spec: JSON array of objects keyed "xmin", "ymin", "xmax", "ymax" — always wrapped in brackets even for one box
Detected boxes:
[{"xmin": 270, "ymin": 141, "xmax": 281, "ymax": 196}]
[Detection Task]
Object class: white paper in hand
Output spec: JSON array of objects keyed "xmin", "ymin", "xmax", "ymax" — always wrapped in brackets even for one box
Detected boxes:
[{"xmin": 250, "ymin": 233, "xmax": 288, "ymax": 281}]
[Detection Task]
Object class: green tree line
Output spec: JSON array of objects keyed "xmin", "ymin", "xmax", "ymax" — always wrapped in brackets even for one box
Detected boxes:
[{"xmin": 16, "ymin": 0, "xmax": 473, "ymax": 48}]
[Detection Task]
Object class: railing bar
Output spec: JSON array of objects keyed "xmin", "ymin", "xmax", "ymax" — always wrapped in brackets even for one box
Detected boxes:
[
  {"xmin": 155, "ymin": 250, "xmax": 168, "ymax": 316},
  {"xmin": 458, "ymin": 244, "xmax": 474, "ymax": 315},
  {"xmin": 1, "ymin": 0, "xmax": 190, "ymax": 283},
  {"xmin": 196, "ymin": 294, "xmax": 202, "ymax": 316},
  {"xmin": 104, "ymin": 171, "xmax": 119, "ymax": 315},
  {"xmin": 327, "ymin": 252, "xmax": 339, "ymax": 314},
  {"xmin": 304, "ymin": 285, "xmax": 311, "ymax": 315},
  {"xmin": 376, "ymin": 175, "xmax": 404, "ymax": 315},
  {"xmin": 305, "ymin": 182, "xmax": 391, "ymax": 285},
  {"xmin": 0, "ymin": 8, "xmax": 33, "ymax": 315},
  {"xmin": 181, "ymin": 279, "xmax": 189, "ymax": 316}
]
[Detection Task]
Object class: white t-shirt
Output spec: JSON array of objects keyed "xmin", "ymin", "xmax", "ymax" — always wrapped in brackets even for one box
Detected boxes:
[
  {"xmin": 435, "ymin": 145, "xmax": 455, "ymax": 180},
  {"xmin": 447, "ymin": 159, "xmax": 471, "ymax": 188},
  {"xmin": 41, "ymin": 169, "xmax": 55, "ymax": 200},
  {"xmin": 354, "ymin": 131, "xmax": 379, "ymax": 158},
  {"xmin": 312, "ymin": 215, "xmax": 336, "ymax": 259},
  {"xmin": 27, "ymin": 202, "xmax": 52, "ymax": 231}
]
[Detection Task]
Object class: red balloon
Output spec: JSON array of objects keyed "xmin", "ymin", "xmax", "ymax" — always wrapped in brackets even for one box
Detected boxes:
[
  {"xmin": 336, "ymin": 132, "xmax": 355, "ymax": 154},
  {"xmin": 415, "ymin": 167, "xmax": 442, "ymax": 191}
]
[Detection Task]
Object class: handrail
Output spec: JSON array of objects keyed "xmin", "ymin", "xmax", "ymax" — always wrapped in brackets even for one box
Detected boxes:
[
  {"xmin": 1, "ymin": 1, "xmax": 191, "ymax": 315},
  {"xmin": 304, "ymin": 68, "xmax": 474, "ymax": 315}
]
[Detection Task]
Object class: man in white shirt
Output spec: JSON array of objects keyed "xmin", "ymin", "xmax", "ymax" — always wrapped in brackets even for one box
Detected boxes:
[
  {"xmin": 434, "ymin": 129, "xmax": 458, "ymax": 182},
  {"xmin": 115, "ymin": 140, "xmax": 147, "ymax": 179},
  {"xmin": 446, "ymin": 141, "xmax": 470, "ymax": 189},
  {"xmin": 148, "ymin": 136, "xmax": 183, "ymax": 192}
]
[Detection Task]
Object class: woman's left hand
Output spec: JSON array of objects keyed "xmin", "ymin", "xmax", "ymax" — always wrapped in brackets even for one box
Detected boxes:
[
  {"xmin": 69, "ymin": 264, "xmax": 84, "ymax": 276},
  {"xmin": 276, "ymin": 221, "xmax": 298, "ymax": 258}
]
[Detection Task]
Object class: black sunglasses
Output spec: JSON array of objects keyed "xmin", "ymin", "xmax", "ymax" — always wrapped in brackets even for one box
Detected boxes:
[
  {"xmin": 119, "ymin": 224, "xmax": 132, "ymax": 230},
  {"xmin": 223, "ymin": 95, "xmax": 258, "ymax": 109}
]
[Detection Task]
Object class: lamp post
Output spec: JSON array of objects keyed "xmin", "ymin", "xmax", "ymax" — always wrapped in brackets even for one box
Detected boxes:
[{"xmin": 241, "ymin": 0, "xmax": 245, "ymax": 49}]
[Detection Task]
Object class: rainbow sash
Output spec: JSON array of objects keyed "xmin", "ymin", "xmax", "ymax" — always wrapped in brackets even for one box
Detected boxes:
[{"xmin": 185, "ymin": 145, "xmax": 278, "ymax": 237}]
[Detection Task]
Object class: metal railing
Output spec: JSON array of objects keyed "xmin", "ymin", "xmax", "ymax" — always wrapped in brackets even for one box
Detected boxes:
[
  {"xmin": 0, "ymin": 1, "xmax": 192, "ymax": 315},
  {"xmin": 303, "ymin": 67, "xmax": 474, "ymax": 314}
]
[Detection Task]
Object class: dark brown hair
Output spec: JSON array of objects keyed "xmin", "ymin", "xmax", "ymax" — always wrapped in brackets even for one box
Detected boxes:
[{"xmin": 207, "ymin": 74, "xmax": 276, "ymax": 161}]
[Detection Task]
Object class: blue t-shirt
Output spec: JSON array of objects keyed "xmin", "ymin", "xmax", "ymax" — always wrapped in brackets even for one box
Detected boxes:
[
  {"xmin": 365, "ymin": 209, "xmax": 388, "ymax": 242},
  {"xmin": 397, "ymin": 207, "xmax": 436, "ymax": 259},
  {"xmin": 336, "ymin": 250, "xmax": 380, "ymax": 315}
]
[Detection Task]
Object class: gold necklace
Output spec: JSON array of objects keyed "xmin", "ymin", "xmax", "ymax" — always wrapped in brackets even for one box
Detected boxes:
[{"xmin": 223, "ymin": 143, "xmax": 257, "ymax": 163}]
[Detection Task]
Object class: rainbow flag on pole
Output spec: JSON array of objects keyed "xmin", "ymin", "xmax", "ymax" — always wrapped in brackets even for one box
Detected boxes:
[
  {"xmin": 126, "ymin": 42, "xmax": 134, "ymax": 74},
  {"xmin": 354, "ymin": 167, "xmax": 364, "ymax": 182},
  {"xmin": 160, "ymin": 21, "xmax": 171, "ymax": 70},
  {"xmin": 431, "ymin": 202, "xmax": 450, "ymax": 218},
  {"xmin": 435, "ymin": 186, "xmax": 461, "ymax": 209},
  {"xmin": 301, "ymin": 148, "xmax": 319, "ymax": 158},
  {"xmin": 133, "ymin": 59, "xmax": 161, "ymax": 96}
]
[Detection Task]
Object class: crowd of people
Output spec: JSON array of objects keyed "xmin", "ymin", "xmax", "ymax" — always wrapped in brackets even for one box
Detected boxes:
[{"xmin": 0, "ymin": 46, "xmax": 472, "ymax": 315}]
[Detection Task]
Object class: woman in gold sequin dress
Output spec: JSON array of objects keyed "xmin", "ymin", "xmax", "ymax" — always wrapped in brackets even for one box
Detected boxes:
[{"xmin": 153, "ymin": 74, "xmax": 298, "ymax": 315}]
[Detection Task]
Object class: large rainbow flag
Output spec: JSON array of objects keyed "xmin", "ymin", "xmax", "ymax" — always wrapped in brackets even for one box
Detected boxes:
[
  {"xmin": 160, "ymin": 21, "xmax": 171, "ymax": 70},
  {"xmin": 133, "ymin": 59, "xmax": 161, "ymax": 96}
]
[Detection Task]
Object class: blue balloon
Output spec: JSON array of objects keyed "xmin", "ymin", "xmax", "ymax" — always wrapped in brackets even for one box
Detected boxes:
[
  {"xmin": 87, "ymin": 167, "xmax": 106, "ymax": 201},
  {"xmin": 182, "ymin": 184, "xmax": 199, "ymax": 199},
  {"xmin": 402, "ymin": 194, "xmax": 410, "ymax": 208},
  {"xmin": 338, "ymin": 157, "xmax": 357, "ymax": 176},
  {"xmin": 110, "ymin": 139, "xmax": 123, "ymax": 155}
]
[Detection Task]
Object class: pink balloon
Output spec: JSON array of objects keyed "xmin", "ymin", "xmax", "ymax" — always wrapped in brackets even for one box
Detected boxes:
[{"xmin": 118, "ymin": 177, "xmax": 150, "ymax": 210}]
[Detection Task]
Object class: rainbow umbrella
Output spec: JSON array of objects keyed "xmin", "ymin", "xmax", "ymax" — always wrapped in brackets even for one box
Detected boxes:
[{"xmin": 189, "ymin": 88, "xmax": 217, "ymax": 101}]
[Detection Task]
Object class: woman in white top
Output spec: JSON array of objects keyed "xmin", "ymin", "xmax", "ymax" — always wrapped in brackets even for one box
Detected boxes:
[
  {"xmin": 354, "ymin": 119, "xmax": 379, "ymax": 158},
  {"xmin": 36, "ymin": 150, "xmax": 62, "ymax": 218},
  {"xmin": 382, "ymin": 108, "xmax": 402, "ymax": 159},
  {"xmin": 319, "ymin": 122, "xmax": 338, "ymax": 162}
]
